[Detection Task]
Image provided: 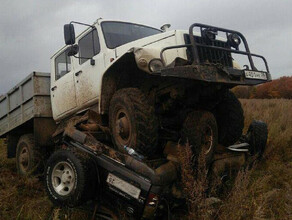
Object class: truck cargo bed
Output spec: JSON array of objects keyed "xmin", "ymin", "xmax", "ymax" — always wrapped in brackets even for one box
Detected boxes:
[{"xmin": 0, "ymin": 72, "xmax": 52, "ymax": 137}]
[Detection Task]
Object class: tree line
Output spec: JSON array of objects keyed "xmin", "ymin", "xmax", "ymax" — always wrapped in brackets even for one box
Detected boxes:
[{"xmin": 232, "ymin": 76, "xmax": 292, "ymax": 99}]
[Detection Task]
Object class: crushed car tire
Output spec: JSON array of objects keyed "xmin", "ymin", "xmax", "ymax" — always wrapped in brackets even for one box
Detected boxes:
[
  {"xmin": 45, "ymin": 149, "xmax": 96, "ymax": 207},
  {"xmin": 247, "ymin": 120, "xmax": 268, "ymax": 158},
  {"xmin": 109, "ymin": 88, "xmax": 158, "ymax": 157},
  {"xmin": 215, "ymin": 90, "xmax": 244, "ymax": 147},
  {"xmin": 182, "ymin": 110, "xmax": 218, "ymax": 166}
]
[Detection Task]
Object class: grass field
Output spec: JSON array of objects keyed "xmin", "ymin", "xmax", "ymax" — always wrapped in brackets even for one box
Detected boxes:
[{"xmin": 0, "ymin": 99, "xmax": 291, "ymax": 219}]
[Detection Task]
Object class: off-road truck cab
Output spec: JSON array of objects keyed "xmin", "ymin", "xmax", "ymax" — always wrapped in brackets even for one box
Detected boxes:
[{"xmin": 51, "ymin": 19, "xmax": 270, "ymax": 158}]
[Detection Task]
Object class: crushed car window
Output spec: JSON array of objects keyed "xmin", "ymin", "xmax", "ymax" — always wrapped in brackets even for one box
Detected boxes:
[{"xmin": 101, "ymin": 21, "xmax": 162, "ymax": 49}]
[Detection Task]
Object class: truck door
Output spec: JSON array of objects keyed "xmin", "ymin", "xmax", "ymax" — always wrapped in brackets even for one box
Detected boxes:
[
  {"xmin": 51, "ymin": 48, "xmax": 77, "ymax": 120},
  {"xmin": 73, "ymin": 29, "xmax": 103, "ymax": 107}
]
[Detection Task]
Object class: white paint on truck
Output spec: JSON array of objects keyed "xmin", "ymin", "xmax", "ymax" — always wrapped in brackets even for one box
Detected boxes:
[{"xmin": 50, "ymin": 19, "xmax": 191, "ymax": 122}]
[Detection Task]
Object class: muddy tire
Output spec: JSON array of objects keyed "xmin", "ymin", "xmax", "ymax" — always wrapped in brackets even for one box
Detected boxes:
[
  {"xmin": 16, "ymin": 134, "xmax": 42, "ymax": 176},
  {"xmin": 215, "ymin": 90, "xmax": 244, "ymax": 147},
  {"xmin": 109, "ymin": 88, "xmax": 158, "ymax": 157},
  {"xmin": 45, "ymin": 149, "xmax": 96, "ymax": 207},
  {"xmin": 182, "ymin": 111, "xmax": 218, "ymax": 166},
  {"xmin": 247, "ymin": 120, "xmax": 268, "ymax": 158}
]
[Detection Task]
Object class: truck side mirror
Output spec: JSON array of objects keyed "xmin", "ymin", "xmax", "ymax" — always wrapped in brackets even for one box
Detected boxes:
[{"xmin": 64, "ymin": 24, "xmax": 75, "ymax": 45}]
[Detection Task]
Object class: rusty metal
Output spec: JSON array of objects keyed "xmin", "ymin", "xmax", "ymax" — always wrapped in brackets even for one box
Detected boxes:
[
  {"xmin": 79, "ymin": 123, "xmax": 100, "ymax": 131},
  {"xmin": 63, "ymin": 123, "xmax": 178, "ymax": 185},
  {"xmin": 34, "ymin": 118, "xmax": 57, "ymax": 147},
  {"xmin": 52, "ymin": 113, "xmax": 89, "ymax": 138},
  {"xmin": 77, "ymin": 110, "xmax": 111, "ymax": 136}
]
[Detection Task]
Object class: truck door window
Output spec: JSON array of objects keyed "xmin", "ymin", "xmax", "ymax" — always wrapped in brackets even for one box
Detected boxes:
[
  {"xmin": 79, "ymin": 29, "xmax": 100, "ymax": 64},
  {"xmin": 55, "ymin": 49, "xmax": 71, "ymax": 80}
]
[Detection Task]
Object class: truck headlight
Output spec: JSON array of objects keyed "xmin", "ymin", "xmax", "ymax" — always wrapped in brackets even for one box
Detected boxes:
[
  {"xmin": 228, "ymin": 33, "xmax": 241, "ymax": 49},
  {"xmin": 202, "ymin": 28, "xmax": 218, "ymax": 41},
  {"xmin": 149, "ymin": 59, "xmax": 164, "ymax": 72}
]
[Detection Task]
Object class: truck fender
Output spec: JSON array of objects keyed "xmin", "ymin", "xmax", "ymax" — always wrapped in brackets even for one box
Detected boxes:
[{"xmin": 99, "ymin": 50, "xmax": 148, "ymax": 115}]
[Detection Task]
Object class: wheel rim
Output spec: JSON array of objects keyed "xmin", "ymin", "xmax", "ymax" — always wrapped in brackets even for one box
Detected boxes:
[
  {"xmin": 114, "ymin": 109, "xmax": 132, "ymax": 146},
  {"xmin": 202, "ymin": 125, "xmax": 214, "ymax": 155},
  {"xmin": 51, "ymin": 162, "xmax": 76, "ymax": 196},
  {"xmin": 19, "ymin": 145, "xmax": 30, "ymax": 172}
]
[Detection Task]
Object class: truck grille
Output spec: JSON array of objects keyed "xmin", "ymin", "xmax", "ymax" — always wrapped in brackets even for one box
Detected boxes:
[{"xmin": 184, "ymin": 34, "xmax": 233, "ymax": 67}]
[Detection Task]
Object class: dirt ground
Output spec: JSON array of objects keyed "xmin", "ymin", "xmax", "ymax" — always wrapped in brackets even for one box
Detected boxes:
[{"xmin": 0, "ymin": 99, "xmax": 292, "ymax": 219}]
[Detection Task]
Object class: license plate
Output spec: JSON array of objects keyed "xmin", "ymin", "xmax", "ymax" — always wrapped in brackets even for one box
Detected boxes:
[
  {"xmin": 244, "ymin": 70, "xmax": 267, "ymax": 80},
  {"xmin": 106, "ymin": 173, "xmax": 141, "ymax": 199}
]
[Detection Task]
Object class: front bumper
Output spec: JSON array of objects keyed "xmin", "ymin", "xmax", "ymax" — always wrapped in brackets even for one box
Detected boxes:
[
  {"xmin": 160, "ymin": 63, "xmax": 271, "ymax": 85},
  {"xmin": 158, "ymin": 23, "xmax": 271, "ymax": 85}
]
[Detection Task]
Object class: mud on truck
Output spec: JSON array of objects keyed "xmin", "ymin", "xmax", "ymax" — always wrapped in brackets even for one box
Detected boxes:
[{"xmin": 0, "ymin": 19, "xmax": 270, "ymax": 219}]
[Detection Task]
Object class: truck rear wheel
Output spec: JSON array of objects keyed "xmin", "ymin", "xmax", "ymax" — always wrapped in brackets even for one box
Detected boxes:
[
  {"xmin": 182, "ymin": 110, "xmax": 218, "ymax": 166},
  {"xmin": 45, "ymin": 149, "xmax": 96, "ymax": 207},
  {"xmin": 215, "ymin": 90, "xmax": 244, "ymax": 147},
  {"xmin": 16, "ymin": 134, "xmax": 42, "ymax": 176},
  {"xmin": 109, "ymin": 88, "xmax": 158, "ymax": 157}
]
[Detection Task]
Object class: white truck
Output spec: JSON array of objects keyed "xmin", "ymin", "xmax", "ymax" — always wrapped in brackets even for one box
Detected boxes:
[{"xmin": 0, "ymin": 19, "xmax": 270, "ymax": 218}]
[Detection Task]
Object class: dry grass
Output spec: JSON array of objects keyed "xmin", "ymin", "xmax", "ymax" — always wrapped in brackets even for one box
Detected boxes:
[
  {"xmin": 0, "ymin": 140, "xmax": 92, "ymax": 220},
  {"xmin": 179, "ymin": 99, "xmax": 292, "ymax": 219},
  {"xmin": 0, "ymin": 139, "xmax": 52, "ymax": 219},
  {"xmin": 177, "ymin": 144, "xmax": 209, "ymax": 219},
  {"xmin": 0, "ymin": 99, "xmax": 292, "ymax": 219}
]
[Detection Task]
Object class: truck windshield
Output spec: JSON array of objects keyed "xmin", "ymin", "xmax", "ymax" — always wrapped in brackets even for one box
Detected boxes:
[{"xmin": 101, "ymin": 21, "xmax": 162, "ymax": 49}]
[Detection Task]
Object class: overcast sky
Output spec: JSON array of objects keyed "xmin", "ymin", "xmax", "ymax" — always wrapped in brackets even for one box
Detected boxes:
[{"xmin": 0, "ymin": 0, "xmax": 291, "ymax": 94}]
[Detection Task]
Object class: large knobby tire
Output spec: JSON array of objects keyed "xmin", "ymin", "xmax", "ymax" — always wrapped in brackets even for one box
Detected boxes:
[
  {"xmin": 215, "ymin": 90, "xmax": 244, "ymax": 147},
  {"xmin": 182, "ymin": 111, "xmax": 218, "ymax": 166},
  {"xmin": 45, "ymin": 149, "xmax": 96, "ymax": 207},
  {"xmin": 109, "ymin": 88, "xmax": 158, "ymax": 157},
  {"xmin": 247, "ymin": 120, "xmax": 268, "ymax": 158},
  {"xmin": 16, "ymin": 134, "xmax": 42, "ymax": 176}
]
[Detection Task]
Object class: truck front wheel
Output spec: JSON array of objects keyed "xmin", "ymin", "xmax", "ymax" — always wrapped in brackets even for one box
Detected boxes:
[
  {"xmin": 109, "ymin": 88, "xmax": 158, "ymax": 157},
  {"xmin": 16, "ymin": 134, "xmax": 42, "ymax": 176}
]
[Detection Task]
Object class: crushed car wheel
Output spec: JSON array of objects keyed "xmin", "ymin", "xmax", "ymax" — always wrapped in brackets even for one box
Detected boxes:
[
  {"xmin": 16, "ymin": 134, "xmax": 42, "ymax": 176},
  {"xmin": 182, "ymin": 110, "xmax": 218, "ymax": 166},
  {"xmin": 215, "ymin": 90, "xmax": 244, "ymax": 147},
  {"xmin": 45, "ymin": 149, "xmax": 96, "ymax": 207},
  {"xmin": 109, "ymin": 88, "xmax": 158, "ymax": 157},
  {"xmin": 247, "ymin": 120, "xmax": 268, "ymax": 158}
]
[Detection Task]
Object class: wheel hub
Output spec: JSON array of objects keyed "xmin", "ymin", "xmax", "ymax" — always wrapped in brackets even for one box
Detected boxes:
[
  {"xmin": 117, "ymin": 116, "xmax": 130, "ymax": 137},
  {"xmin": 115, "ymin": 110, "xmax": 131, "ymax": 145},
  {"xmin": 202, "ymin": 125, "xmax": 213, "ymax": 155},
  {"xmin": 52, "ymin": 162, "xmax": 75, "ymax": 196},
  {"xmin": 19, "ymin": 146, "xmax": 29, "ymax": 172}
]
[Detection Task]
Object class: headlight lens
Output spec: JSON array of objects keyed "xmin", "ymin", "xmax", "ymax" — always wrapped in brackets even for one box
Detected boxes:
[
  {"xmin": 228, "ymin": 33, "xmax": 241, "ymax": 49},
  {"xmin": 149, "ymin": 59, "xmax": 164, "ymax": 72},
  {"xmin": 202, "ymin": 28, "xmax": 218, "ymax": 41}
]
